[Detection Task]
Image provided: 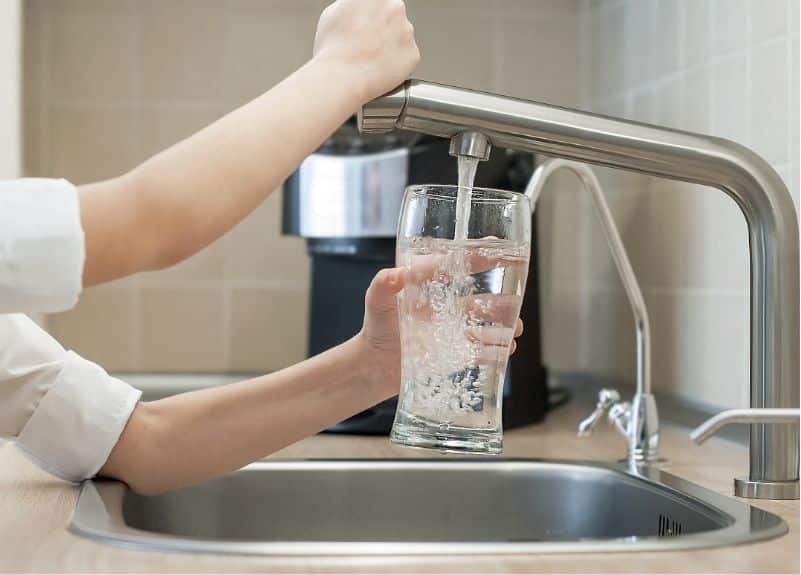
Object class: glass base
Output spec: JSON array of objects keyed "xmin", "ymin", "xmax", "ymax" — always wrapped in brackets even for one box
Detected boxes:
[{"xmin": 390, "ymin": 411, "xmax": 503, "ymax": 455}]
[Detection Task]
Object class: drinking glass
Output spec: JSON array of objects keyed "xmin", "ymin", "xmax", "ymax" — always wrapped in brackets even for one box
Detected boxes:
[{"xmin": 391, "ymin": 185, "xmax": 531, "ymax": 454}]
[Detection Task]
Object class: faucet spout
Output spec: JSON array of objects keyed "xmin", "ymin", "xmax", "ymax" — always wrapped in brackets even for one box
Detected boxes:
[
  {"xmin": 449, "ymin": 131, "xmax": 492, "ymax": 161},
  {"xmin": 360, "ymin": 80, "xmax": 800, "ymax": 499}
]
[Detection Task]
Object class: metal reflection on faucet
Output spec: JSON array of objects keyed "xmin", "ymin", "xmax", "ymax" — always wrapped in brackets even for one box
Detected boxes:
[{"xmin": 359, "ymin": 80, "xmax": 799, "ymax": 499}]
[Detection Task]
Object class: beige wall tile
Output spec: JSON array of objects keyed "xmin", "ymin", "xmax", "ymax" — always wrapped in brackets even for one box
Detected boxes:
[
  {"xmin": 139, "ymin": 287, "xmax": 226, "ymax": 371},
  {"xmin": 138, "ymin": 0, "xmax": 225, "ymax": 100},
  {"xmin": 648, "ymin": 289, "xmax": 750, "ymax": 408},
  {"xmin": 540, "ymin": 283, "xmax": 584, "ymax": 373},
  {"xmin": 224, "ymin": 191, "xmax": 310, "ymax": 282},
  {"xmin": 623, "ymin": 0, "xmax": 655, "ymax": 88},
  {"xmin": 711, "ymin": 0, "xmax": 749, "ymax": 56},
  {"xmin": 750, "ymin": 38, "xmax": 789, "ymax": 164},
  {"xmin": 711, "ymin": 52, "xmax": 750, "ymax": 145},
  {"xmin": 229, "ymin": 287, "xmax": 308, "ymax": 372},
  {"xmin": 590, "ymin": 1, "xmax": 626, "ymax": 101},
  {"xmin": 750, "ymin": 0, "xmax": 788, "ymax": 43},
  {"xmin": 630, "ymin": 88, "xmax": 655, "ymax": 124},
  {"xmin": 405, "ymin": 2, "xmax": 494, "ymax": 91},
  {"xmin": 48, "ymin": 106, "xmax": 139, "ymax": 183},
  {"xmin": 582, "ymin": 176, "xmax": 652, "ymax": 290},
  {"xmin": 492, "ymin": 0, "xmax": 579, "ymax": 14},
  {"xmin": 222, "ymin": 3, "xmax": 318, "ymax": 107},
  {"xmin": 791, "ymin": 34, "xmax": 799, "ymax": 180},
  {"xmin": 537, "ymin": 170, "xmax": 588, "ymax": 286},
  {"xmin": 652, "ymin": 0, "xmax": 681, "ymax": 78},
  {"xmin": 139, "ymin": 239, "xmax": 227, "ymax": 284},
  {"xmin": 653, "ymin": 74, "xmax": 682, "ymax": 129},
  {"xmin": 138, "ymin": 103, "xmax": 223, "ymax": 160},
  {"xmin": 22, "ymin": 2, "xmax": 43, "ymax": 176},
  {"xmin": 48, "ymin": 282, "xmax": 138, "ymax": 372},
  {"xmin": 648, "ymin": 180, "xmax": 749, "ymax": 292},
  {"xmin": 22, "ymin": 105, "xmax": 41, "ymax": 176},
  {"xmin": 495, "ymin": 14, "xmax": 579, "ymax": 105},
  {"xmin": 682, "ymin": 66, "xmax": 711, "ymax": 134},
  {"xmin": 49, "ymin": 9, "xmax": 136, "ymax": 102},
  {"xmin": 579, "ymin": 288, "xmax": 636, "ymax": 385},
  {"xmin": 682, "ymin": 0, "xmax": 711, "ymax": 68}
]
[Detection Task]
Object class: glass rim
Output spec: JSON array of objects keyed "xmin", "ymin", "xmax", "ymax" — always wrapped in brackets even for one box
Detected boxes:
[{"xmin": 405, "ymin": 184, "xmax": 528, "ymax": 204}]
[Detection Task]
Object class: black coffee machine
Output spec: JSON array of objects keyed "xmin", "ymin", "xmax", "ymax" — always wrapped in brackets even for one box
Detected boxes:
[{"xmin": 283, "ymin": 118, "xmax": 549, "ymax": 433}]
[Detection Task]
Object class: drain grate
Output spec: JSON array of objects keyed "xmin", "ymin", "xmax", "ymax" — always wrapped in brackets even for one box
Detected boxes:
[{"xmin": 658, "ymin": 513, "xmax": 683, "ymax": 537}]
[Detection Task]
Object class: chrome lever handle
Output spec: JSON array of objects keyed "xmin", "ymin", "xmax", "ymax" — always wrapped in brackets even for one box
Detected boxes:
[
  {"xmin": 691, "ymin": 408, "xmax": 801, "ymax": 445},
  {"xmin": 578, "ymin": 389, "xmax": 622, "ymax": 436},
  {"xmin": 608, "ymin": 401, "xmax": 632, "ymax": 437}
]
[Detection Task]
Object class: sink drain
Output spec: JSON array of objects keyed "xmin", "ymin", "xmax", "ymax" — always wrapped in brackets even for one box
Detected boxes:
[{"xmin": 658, "ymin": 513, "xmax": 683, "ymax": 536}]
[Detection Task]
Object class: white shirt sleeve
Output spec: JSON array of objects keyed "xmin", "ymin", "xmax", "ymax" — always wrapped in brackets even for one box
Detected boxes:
[
  {"xmin": 0, "ymin": 178, "xmax": 85, "ymax": 314},
  {"xmin": 0, "ymin": 314, "xmax": 141, "ymax": 482}
]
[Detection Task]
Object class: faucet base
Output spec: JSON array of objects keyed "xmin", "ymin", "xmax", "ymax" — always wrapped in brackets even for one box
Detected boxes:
[{"xmin": 735, "ymin": 478, "xmax": 799, "ymax": 500}]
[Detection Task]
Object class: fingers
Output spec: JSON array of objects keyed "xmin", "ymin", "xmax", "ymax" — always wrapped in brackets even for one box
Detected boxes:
[
  {"xmin": 466, "ymin": 325, "xmax": 514, "ymax": 346},
  {"xmin": 365, "ymin": 267, "xmax": 406, "ymax": 315},
  {"xmin": 466, "ymin": 319, "xmax": 523, "ymax": 360},
  {"xmin": 406, "ymin": 250, "xmax": 508, "ymax": 286}
]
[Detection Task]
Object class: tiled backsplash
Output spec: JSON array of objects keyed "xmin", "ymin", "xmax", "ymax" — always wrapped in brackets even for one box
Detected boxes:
[
  {"xmin": 24, "ymin": 0, "xmax": 581, "ymax": 374},
  {"xmin": 571, "ymin": 0, "xmax": 799, "ymax": 407}
]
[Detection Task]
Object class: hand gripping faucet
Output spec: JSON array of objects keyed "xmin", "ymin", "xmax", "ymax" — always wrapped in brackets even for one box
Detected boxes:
[{"xmin": 359, "ymin": 80, "xmax": 799, "ymax": 499}]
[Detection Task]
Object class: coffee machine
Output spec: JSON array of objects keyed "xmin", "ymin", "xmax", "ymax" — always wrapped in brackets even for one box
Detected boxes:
[{"xmin": 282, "ymin": 118, "xmax": 548, "ymax": 434}]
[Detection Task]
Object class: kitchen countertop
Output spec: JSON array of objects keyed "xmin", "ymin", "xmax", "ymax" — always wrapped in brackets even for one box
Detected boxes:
[{"xmin": 0, "ymin": 399, "xmax": 798, "ymax": 573}]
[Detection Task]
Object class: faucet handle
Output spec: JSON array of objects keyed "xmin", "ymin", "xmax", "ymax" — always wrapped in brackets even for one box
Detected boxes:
[
  {"xmin": 691, "ymin": 408, "xmax": 800, "ymax": 445},
  {"xmin": 578, "ymin": 388, "xmax": 622, "ymax": 436}
]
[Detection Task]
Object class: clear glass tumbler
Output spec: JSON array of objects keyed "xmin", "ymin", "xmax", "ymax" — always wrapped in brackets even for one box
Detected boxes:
[{"xmin": 391, "ymin": 185, "xmax": 531, "ymax": 454}]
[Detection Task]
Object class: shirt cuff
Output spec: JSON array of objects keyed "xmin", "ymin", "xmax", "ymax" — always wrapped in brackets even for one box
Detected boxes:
[
  {"xmin": 0, "ymin": 178, "xmax": 85, "ymax": 314},
  {"xmin": 15, "ymin": 351, "xmax": 141, "ymax": 483}
]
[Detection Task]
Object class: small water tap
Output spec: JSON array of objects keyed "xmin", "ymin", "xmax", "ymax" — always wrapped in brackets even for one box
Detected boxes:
[
  {"xmin": 578, "ymin": 389, "xmax": 622, "ymax": 436},
  {"xmin": 524, "ymin": 159, "xmax": 660, "ymax": 464}
]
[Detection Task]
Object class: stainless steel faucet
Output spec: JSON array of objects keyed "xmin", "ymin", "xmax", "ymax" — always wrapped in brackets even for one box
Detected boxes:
[
  {"xmin": 523, "ymin": 159, "xmax": 659, "ymax": 464},
  {"xmin": 359, "ymin": 79, "xmax": 800, "ymax": 500}
]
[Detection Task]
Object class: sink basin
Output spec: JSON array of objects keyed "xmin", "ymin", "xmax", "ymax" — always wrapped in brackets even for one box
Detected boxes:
[{"xmin": 70, "ymin": 459, "xmax": 787, "ymax": 555}]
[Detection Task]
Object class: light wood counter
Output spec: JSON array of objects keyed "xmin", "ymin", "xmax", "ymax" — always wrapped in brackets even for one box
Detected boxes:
[{"xmin": 0, "ymin": 401, "xmax": 798, "ymax": 573}]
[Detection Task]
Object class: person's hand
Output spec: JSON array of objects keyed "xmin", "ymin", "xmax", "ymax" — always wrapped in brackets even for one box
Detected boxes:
[
  {"xmin": 356, "ymin": 268, "xmax": 524, "ymax": 398},
  {"xmin": 313, "ymin": 0, "xmax": 420, "ymax": 103}
]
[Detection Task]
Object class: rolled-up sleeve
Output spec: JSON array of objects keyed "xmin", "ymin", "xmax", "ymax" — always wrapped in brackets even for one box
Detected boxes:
[
  {"xmin": 0, "ymin": 178, "xmax": 85, "ymax": 314},
  {"xmin": 0, "ymin": 314, "xmax": 141, "ymax": 482}
]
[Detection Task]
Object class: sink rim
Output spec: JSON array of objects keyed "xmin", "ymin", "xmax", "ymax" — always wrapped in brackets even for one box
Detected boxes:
[{"xmin": 68, "ymin": 458, "xmax": 788, "ymax": 556}]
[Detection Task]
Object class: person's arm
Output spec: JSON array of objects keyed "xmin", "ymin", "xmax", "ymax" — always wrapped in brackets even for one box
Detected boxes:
[
  {"xmin": 100, "ymin": 267, "xmax": 523, "ymax": 495},
  {"xmin": 100, "ymin": 269, "xmax": 405, "ymax": 495},
  {"xmin": 79, "ymin": 0, "xmax": 419, "ymax": 286}
]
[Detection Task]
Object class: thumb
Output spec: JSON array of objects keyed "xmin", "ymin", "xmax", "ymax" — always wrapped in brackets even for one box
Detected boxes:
[{"xmin": 365, "ymin": 267, "xmax": 406, "ymax": 316}]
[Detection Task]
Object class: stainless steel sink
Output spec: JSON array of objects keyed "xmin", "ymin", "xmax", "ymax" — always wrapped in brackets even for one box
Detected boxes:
[{"xmin": 69, "ymin": 459, "xmax": 787, "ymax": 555}]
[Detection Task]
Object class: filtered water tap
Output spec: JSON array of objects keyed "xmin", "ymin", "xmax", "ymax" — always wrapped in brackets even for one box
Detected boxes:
[
  {"xmin": 359, "ymin": 80, "xmax": 799, "ymax": 499},
  {"xmin": 526, "ymin": 159, "xmax": 659, "ymax": 464}
]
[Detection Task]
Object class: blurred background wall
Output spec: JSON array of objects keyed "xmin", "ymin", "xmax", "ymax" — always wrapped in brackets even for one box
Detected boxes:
[{"xmin": 21, "ymin": 0, "xmax": 798, "ymax": 409}]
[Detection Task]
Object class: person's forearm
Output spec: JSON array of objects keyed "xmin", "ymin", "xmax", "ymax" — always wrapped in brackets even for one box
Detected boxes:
[
  {"xmin": 79, "ymin": 57, "xmax": 363, "ymax": 285},
  {"xmin": 101, "ymin": 335, "xmax": 391, "ymax": 495}
]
